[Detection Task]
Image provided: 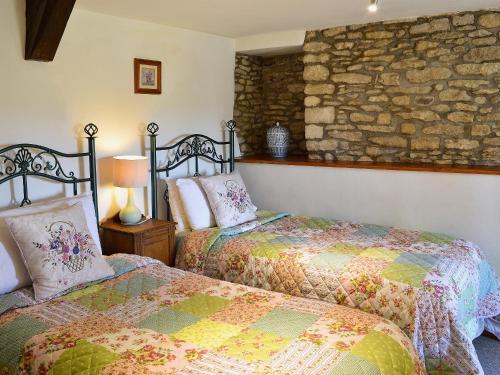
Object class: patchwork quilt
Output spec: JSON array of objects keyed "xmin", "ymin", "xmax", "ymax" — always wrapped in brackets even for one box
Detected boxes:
[
  {"xmin": 176, "ymin": 211, "xmax": 500, "ymax": 374},
  {"xmin": 0, "ymin": 254, "xmax": 425, "ymax": 375}
]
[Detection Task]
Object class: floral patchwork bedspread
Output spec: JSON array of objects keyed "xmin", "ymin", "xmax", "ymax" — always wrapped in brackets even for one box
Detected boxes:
[
  {"xmin": 0, "ymin": 254, "xmax": 425, "ymax": 375},
  {"xmin": 176, "ymin": 211, "xmax": 500, "ymax": 374}
]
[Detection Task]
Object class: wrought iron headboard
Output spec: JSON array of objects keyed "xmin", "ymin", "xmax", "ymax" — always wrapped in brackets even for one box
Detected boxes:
[
  {"xmin": 0, "ymin": 124, "xmax": 100, "ymax": 220},
  {"xmin": 147, "ymin": 120, "xmax": 236, "ymax": 219}
]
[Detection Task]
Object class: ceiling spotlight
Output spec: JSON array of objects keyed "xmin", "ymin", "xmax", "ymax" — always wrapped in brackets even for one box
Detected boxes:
[{"xmin": 368, "ymin": 0, "xmax": 379, "ymax": 12}]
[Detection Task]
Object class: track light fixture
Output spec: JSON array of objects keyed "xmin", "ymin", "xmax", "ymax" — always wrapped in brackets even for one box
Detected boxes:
[{"xmin": 368, "ymin": 0, "xmax": 379, "ymax": 12}]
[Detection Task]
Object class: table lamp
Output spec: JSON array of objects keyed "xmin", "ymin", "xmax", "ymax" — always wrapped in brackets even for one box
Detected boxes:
[{"xmin": 113, "ymin": 155, "xmax": 148, "ymax": 225}]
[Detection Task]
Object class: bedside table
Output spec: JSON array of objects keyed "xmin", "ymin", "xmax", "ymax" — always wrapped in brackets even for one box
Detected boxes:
[{"xmin": 100, "ymin": 218, "xmax": 176, "ymax": 266}]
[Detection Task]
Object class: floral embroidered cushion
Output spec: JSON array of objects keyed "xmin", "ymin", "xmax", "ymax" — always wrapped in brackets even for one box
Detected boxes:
[
  {"xmin": 200, "ymin": 171, "xmax": 257, "ymax": 229},
  {"xmin": 5, "ymin": 202, "xmax": 114, "ymax": 300}
]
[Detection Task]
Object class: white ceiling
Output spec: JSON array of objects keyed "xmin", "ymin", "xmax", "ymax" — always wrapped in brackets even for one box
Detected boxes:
[{"xmin": 76, "ymin": 0, "xmax": 500, "ymax": 38}]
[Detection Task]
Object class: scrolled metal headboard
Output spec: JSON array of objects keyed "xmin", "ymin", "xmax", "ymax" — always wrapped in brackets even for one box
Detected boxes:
[
  {"xmin": 147, "ymin": 120, "xmax": 236, "ymax": 219},
  {"xmin": 0, "ymin": 124, "xmax": 100, "ymax": 220}
]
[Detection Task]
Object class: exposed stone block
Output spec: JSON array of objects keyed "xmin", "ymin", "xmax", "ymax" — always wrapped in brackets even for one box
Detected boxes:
[
  {"xmin": 478, "ymin": 13, "xmax": 500, "ymax": 29},
  {"xmin": 369, "ymin": 136, "xmax": 407, "ymax": 148},
  {"xmin": 305, "ymin": 124, "xmax": 324, "ymax": 139},
  {"xmin": 438, "ymin": 89, "xmax": 471, "ymax": 102},
  {"xmin": 453, "ymin": 14, "xmax": 474, "ymax": 26},
  {"xmin": 304, "ymin": 83, "xmax": 335, "ymax": 95},
  {"xmin": 471, "ymin": 124, "xmax": 491, "ymax": 136},
  {"xmin": 330, "ymin": 73, "xmax": 372, "ymax": 84},
  {"xmin": 305, "ymin": 107, "xmax": 335, "ymax": 124},
  {"xmin": 406, "ymin": 67, "xmax": 452, "ymax": 83},
  {"xmin": 455, "ymin": 63, "xmax": 500, "ymax": 75},
  {"xmin": 350, "ymin": 113, "xmax": 375, "ymax": 122},
  {"xmin": 448, "ymin": 111, "xmax": 474, "ymax": 123},
  {"xmin": 444, "ymin": 139, "xmax": 480, "ymax": 150},
  {"xmin": 304, "ymin": 65, "xmax": 329, "ymax": 81},
  {"xmin": 423, "ymin": 124, "xmax": 464, "ymax": 136},
  {"xmin": 303, "ymin": 42, "xmax": 331, "ymax": 52},
  {"xmin": 464, "ymin": 46, "xmax": 500, "ymax": 63},
  {"xmin": 411, "ymin": 137, "xmax": 440, "ymax": 150}
]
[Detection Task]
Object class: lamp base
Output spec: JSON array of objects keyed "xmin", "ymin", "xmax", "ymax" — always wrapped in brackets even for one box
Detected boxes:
[{"xmin": 119, "ymin": 188, "xmax": 143, "ymax": 225}]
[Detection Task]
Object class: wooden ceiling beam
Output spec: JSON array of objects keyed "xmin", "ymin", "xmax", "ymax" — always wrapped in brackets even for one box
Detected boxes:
[{"xmin": 25, "ymin": 0, "xmax": 76, "ymax": 62}]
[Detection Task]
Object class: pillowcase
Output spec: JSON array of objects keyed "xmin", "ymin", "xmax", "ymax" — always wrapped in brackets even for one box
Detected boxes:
[
  {"xmin": 163, "ymin": 178, "xmax": 190, "ymax": 232},
  {"xmin": 5, "ymin": 202, "xmax": 114, "ymax": 301},
  {"xmin": 0, "ymin": 192, "xmax": 101, "ymax": 295},
  {"xmin": 199, "ymin": 171, "xmax": 257, "ymax": 229},
  {"xmin": 176, "ymin": 177, "xmax": 216, "ymax": 230}
]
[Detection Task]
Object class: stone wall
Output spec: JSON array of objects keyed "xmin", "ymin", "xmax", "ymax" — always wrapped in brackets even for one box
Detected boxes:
[
  {"xmin": 234, "ymin": 54, "xmax": 264, "ymax": 154},
  {"xmin": 234, "ymin": 53, "xmax": 306, "ymax": 154},
  {"xmin": 262, "ymin": 54, "xmax": 306, "ymax": 154},
  {"xmin": 304, "ymin": 9, "xmax": 500, "ymax": 164}
]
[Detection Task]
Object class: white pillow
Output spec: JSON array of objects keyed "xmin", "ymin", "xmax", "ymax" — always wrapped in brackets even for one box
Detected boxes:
[
  {"xmin": 200, "ymin": 171, "xmax": 257, "ymax": 229},
  {"xmin": 0, "ymin": 192, "xmax": 101, "ymax": 295},
  {"xmin": 5, "ymin": 202, "xmax": 114, "ymax": 301},
  {"xmin": 163, "ymin": 178, "xmax": 190, "ymax": 232},
  {"xmin": 176, "ymin": 178, "xmax": 216, "ymax": 230}
]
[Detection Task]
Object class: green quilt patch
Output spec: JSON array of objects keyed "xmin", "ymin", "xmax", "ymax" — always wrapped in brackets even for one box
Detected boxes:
[
  {"xmin": 351, "ymin": 331, "xmax": 414, "ymax": 375},
  {"xmin": 0, "ymin": 315, "xmax": 48, "ymax": 369},
  {"xmin": 171, "ymin": 293, "xmax": 230, "ymax": 318},
  {"xmin": 73, "ymin": 288, "xmax": 128, "ymax": 311},
  {"xmin": 310, "ymin": 252, "xmax": 353, "ymax": 271},
  {"xmin": 418, "ymin": 232, "xmax": 454, "ymax": 245},
  {"xmin": 250, "ymin": 242, "xmax": 288, "ymax": 259},
  {"xmin": 331, "ymin": 353, "xmax": 381, "ymax": 374},
  {"xmin": 381, "ymin": 263, "xmax": 430, "ymax": 287},
  {"xmin": 48, "ymin": 340, "xmax": 118, "ymax": 375},
  {"xmin": 112, "ymin": 274, "xmax": 165, "ymax": 297},
  {"xmin": 137, "ymin": 308, "xmax": 199, "ymax": 334},
  {"xmin": 251, "ymin": 308, "xmax": 318, "ymax": 338}
]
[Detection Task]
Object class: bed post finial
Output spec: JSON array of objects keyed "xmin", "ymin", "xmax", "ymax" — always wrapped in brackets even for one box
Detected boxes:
[
  {"xmin": 84, "ymin": 123, "xmax": 99, "ymax": 221},
  {"xmin": 147, "ymin": 122, "xmax": 159, "ymax": 219},
  {"xmin": 226, "ymin": 120, "xmax": 236, "ymax": 172}
]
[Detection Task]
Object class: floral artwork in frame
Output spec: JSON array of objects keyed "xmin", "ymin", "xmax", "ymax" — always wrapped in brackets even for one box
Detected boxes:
[{"xmin": 134, "ymin": 58, "xmax": 162, "ymax": 94}]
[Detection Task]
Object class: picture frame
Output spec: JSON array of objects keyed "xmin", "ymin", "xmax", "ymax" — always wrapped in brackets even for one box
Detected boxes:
[{"xmin": 134, "ymin": 58, "xmax": 162, "ymax": 94}]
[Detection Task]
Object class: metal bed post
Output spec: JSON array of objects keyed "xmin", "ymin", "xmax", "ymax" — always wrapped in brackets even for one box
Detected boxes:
[
  {"xmin": 227, "ymin": 120, "xmax": 236, "ymax": 172},
  {"xmin": 147, "ymin": 123, "xmax": 159, "ymax": 219},
  {"xmin": 84, "ymin": 123, "xmax": 99, "ymax": 221}
]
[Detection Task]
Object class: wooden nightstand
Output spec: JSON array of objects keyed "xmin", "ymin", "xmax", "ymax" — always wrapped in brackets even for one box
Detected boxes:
[{"xmin": 100, "ymin": 217, "xmax": 176, "ymax": 266}]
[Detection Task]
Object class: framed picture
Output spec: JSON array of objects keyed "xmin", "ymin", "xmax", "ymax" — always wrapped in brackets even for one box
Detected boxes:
[{"xmin": 134, "ymin": 58, "xmax": 162, "ymax": 94}]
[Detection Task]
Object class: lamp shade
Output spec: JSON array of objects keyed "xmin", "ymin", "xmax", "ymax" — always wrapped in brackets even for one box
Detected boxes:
[{"xmin": 113, "ymin": 156, "xmax": 148, "ymax": 188}]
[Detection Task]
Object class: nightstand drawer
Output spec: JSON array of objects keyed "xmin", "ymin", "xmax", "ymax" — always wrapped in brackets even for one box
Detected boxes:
[
  {"xmin": 100, "ymin": 218, "xmax": 176, "ymax": 266},
  {"xmin": 142, "ymin": 240, "xmax": 170, "ymax": 265}
]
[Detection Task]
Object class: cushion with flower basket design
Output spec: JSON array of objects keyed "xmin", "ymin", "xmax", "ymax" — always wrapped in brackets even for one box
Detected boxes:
[
  {"xmin": 5, "ymin": 202, "xmax": 114, "ymax": 301},
  {"xmin": 200, "ymin": 171, "xmax": 257, "ymax": 229}
]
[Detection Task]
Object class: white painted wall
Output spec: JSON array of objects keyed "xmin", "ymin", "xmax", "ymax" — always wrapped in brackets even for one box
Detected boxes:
[
  {"xmin": 238, "ymin": 163, "xmax": 500, "ymax": 273},
  {"xmin": 0, "ymin": 0, "xmax": 235, "ymax": 219}
]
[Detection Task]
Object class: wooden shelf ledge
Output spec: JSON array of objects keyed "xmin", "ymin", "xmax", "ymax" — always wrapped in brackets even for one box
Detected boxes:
[{"xmin": 236, "ymin": 154, "xmax": 500, "ymax": 175}]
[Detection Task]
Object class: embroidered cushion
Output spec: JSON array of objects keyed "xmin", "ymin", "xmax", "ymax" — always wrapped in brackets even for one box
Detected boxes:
[
  {"xmin": 199, "ymin": 171, "xmax": 257, "ymax": 229},
  {"xmin": 163, "ymin": 178, "xmax": 190, "ymax": 232},
  {"xmin": 5, "ymin": 202, "xmax": 114, "ymax": 300},
  {"xmin": 0, "ymin": 192, "xmax": 102, "ymax": 295}
]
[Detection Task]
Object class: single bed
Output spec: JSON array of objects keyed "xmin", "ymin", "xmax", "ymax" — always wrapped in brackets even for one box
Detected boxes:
[
  {"xmin": 0, "ymin": 124, "xmax": 424, "ymax": 374},
  {"xmin": 0, "ymin": 253, "xmax": 425, "ymax": 374},
  {"xmin": 148, "ymin": 123, "xmax": 500, "ymax": 375}
]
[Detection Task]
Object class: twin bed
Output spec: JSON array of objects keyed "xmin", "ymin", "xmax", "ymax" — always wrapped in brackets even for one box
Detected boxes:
[{"xmin": 0, "ymin": 122, "xmax": 498, "ymax": 374}]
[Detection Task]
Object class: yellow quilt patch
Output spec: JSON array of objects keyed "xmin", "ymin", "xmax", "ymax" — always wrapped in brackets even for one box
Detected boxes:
[
  {"xmin": 218, "ymin": 329, "xmax": 290, "ymax": 362},
  {"xmin": 359, "ymin": 247, "xmax": 400, "ymax": 262},
  {"xmin": 171, "ymin": 319, "xmax": 241, "ymax": 349},
  {"xmin": 351, "ymin": 331, "xmax": 414, "ymax": 375}
]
